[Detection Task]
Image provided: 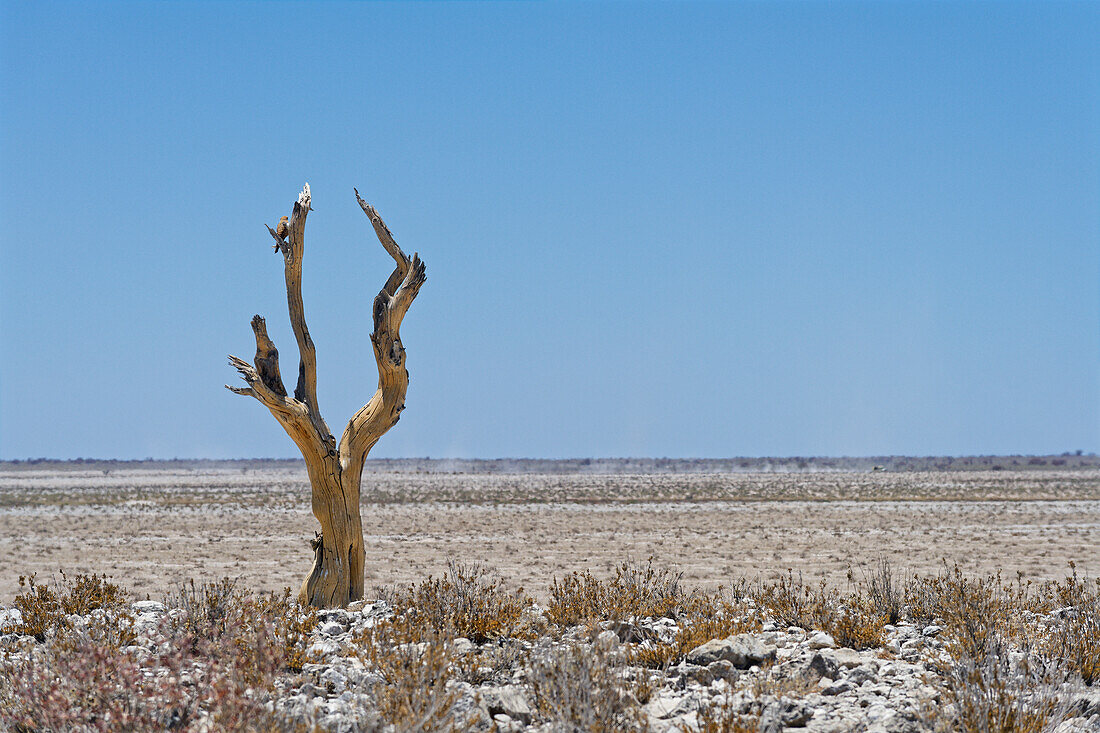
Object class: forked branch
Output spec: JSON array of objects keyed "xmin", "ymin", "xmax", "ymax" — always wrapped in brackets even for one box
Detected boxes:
[{"xmin": 339, "ymin": 195, "xmax": 427, "ymax": 475}]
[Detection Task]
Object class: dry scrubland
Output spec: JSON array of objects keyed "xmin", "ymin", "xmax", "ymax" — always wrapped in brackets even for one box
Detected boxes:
[
  {"xmin": 0, "ymin": 464, "xmax": 1097, "ymax": 603},
  {"xmin": 1, "ymin": 560, "xmax": 1099, "ymax": 731},
  {"xmin": 1, "ymin": 463, "xmax": 1099, "ymax": 731}
]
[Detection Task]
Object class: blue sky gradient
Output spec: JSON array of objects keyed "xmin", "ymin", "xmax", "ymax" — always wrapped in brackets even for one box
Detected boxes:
[{"xmin": 1, "ymin": 1, "xmax": 1097, "ymax": 459}]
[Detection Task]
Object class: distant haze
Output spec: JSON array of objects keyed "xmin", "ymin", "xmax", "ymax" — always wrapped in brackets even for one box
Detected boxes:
[{"xmin": 1, "ymin": 2, "xmax": 1097, "ymax": 459}]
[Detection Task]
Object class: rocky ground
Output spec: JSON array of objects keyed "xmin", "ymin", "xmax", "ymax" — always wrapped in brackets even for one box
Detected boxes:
[{"xmin": 3, "ymin": 594, "xmax": 1098, "ymax": 732}]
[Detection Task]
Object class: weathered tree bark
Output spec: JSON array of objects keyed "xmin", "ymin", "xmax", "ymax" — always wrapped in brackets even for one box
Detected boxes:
[{"xmin": 227, "ymin": 184, "xmax": 426, "ymax": 608}]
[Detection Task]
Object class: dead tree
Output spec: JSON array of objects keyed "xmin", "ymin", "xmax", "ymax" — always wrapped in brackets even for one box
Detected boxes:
[{"xmin": 227, "ymin": 184, "xmax": 426, "ymax": 608}]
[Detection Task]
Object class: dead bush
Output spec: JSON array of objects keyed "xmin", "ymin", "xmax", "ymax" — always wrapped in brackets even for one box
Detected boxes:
[
  {"xmin": 687, "ymin": 694, "xmax": 759, "ymax": 733},
  {"xmin": 354, "ymin": 614, "xmax": 469, "ymax": 731},
  {"xmin": 13, "ymin": 571, "xmax": 129, "ymax": 641},
  {"xmin": 1037, "ymin": 566, "xmax": 1100, "ymax": 684},
  {"xmin": 751, "ymin": 571, "xmax": 884, "ymax": 650},
  {"xmin": 167, "ymin": 577, "xmax": 248, "ymax": 642},
  {"xmin": 246, "ymin": 588, "xmax": 320, "ymax": 674},
  {"xmin": 929, "ymin": 634, "xmax": 1079, "ymax": 733},
  {"xmin": 548, "ymin": 559, "xmax": 698, "ymax": 627},
  {"xmin": 0, "ymin": 611, "xmax": 286, "ymax": 732},
  {"xmin": 818, "ymin": 598, "xmax": 886, "ymax": 651},
  {"xmin": 457, "ymin": 637, "xmax": 531, "ymax": 686},
  {"xmin": 380, "ymin": 560, "xmax": 532, "ymax": 643},
  {"xmin": 528, "ymin": 639, "xmax": 648, "ymax": 732},
  {"xmin": 751, "ymin": 570, "xmax": 816, "ymax": 630},
  {"xmin": 167, "ymin": 579, "xmax": 318, "ymax": 676},
  {"xmin": 904, "ymin": 564, "xmax": 1011, "ymax": 659},
  {"xmin": 860, "ymin": 558, "xmax": 903, "ymax": 625},
  {"xmin": 628, "ymin": 598, "xmax": 760, "ymax": 669}
]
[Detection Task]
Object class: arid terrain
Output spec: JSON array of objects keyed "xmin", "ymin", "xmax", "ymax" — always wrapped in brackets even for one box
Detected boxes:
[{"xmin": 1, "ymin": 460, "xmax": 1097, "ymax": 602}]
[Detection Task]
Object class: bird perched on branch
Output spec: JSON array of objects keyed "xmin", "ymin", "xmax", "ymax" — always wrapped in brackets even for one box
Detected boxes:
[{"xmin": 272, "ymin": 216, "xmax": 289, "ymax": 251}]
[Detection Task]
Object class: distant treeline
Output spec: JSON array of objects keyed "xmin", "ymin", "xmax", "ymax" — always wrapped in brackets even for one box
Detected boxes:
[{"xmin": 1, "ymin": 454, "xmax": 1097, "ymax": 473}]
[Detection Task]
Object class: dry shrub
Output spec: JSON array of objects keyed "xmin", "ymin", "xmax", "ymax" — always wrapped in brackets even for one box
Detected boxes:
[
  {"xmin": 13, "ymin": 571, "xmax": 129, "ymax": 641},
  {"xmin": 860, "ymin": 558, "xmax": 903, "ymax": 625},
  {"xmin": 751, "ymin": 570, "xmax": 884, "ymax": 650},
  {"xmin": 749, "ymin": 660, "xmax": 819, "ymax": 699},
  {"xmin": 168, "ymin": 577, "xmax": 247, "ymax": 641},
  {"xmin": 819, "ymin": 598, "xmax": 887, "ymax": 651},
  {"xmin": 246, "ymin": 588, "xmax": 320, "ymax": 674},
  {"xmin": 752, "ymin": 570, "xmax": 816, "ymax": 630},
  {"xmin": 1036, "ymin": 565, "xmax": 1100, "ymax": 684},
  {"xmin": 0, "ymin": 612, "xmax": 287, "ymax": 732},
  {"xmin": 687, "ymin": 694, "xmax": 759, "ymax": 733},
  {"xmin": 354, "ymin": 614, "xmax": 468, "ymax": 732},
  {"xmin": 528, "ymin": 639, "xmax": 648, "ymax": 732},
  {"xmin": 168, "ymin": 578, "xmax": 318, "ymax": 676},
  {"xmin": 381, "ymin": 560, "xmax": 532, "ymax": 643},
  {"xmin": 548, "ymin": 559, "xmax": 696, "ymax": 627},
  {"xmin": 457, "ymin": 637, "xmax": 531, "ymax": 685},
  {"xmin": 628, "ymin": 598, "xmax": 760, "ymax": 669},
  {"xmin": 929, "ymin": 634, "xmax": 1078, "ymax": 733},
  {"xmin": 904, "ymin": 564, "xmax": 1011, "ymax": 659}
]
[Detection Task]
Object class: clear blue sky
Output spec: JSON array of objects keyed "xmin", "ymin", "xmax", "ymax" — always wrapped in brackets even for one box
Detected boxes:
[{"xmin": 1, "ymin": 1, "xmax": 1097, "ymax": 459}]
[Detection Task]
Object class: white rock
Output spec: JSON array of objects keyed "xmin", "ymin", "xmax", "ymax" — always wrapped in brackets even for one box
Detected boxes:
[
  {"xmin": 809, "ymin": 631, "xmax": 837, "ymax": 650},
  {"xmin": 319, "ymin": 621, "xmax": 346, "ymax": 636},
  {"xmin": 643, "ymin": 690, "xmax": 689, "ymax": 720},
  {"xmin": 131, "ymin": 600, "xmax": 166, "ymax": 614},
  {"xmin": 0, "ymin": 608, "xmax": 23, "ymax": 633},
  {"xmin": 596, "ymin": 629, "xmax": 620, "ymax": 650}
]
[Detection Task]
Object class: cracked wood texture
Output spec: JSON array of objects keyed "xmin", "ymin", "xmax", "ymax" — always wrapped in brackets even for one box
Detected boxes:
[{"xmin": 227, "ymin": 183, "xmax": 426, "ymax": 608}]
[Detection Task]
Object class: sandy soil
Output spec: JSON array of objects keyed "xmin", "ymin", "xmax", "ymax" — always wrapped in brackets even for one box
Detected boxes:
[{"xmin": 1, "ymin": 467, "xmax": 1097, "ymax": 602}]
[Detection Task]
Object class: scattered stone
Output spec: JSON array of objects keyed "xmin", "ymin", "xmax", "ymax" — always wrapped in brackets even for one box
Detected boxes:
[
  {"xmin": 833, "ymin": 648, "xmax": 865, "ymax": 669},
  {"xmin": 706, "ymin": 659, "xmax": 738, "ymax": 681},
  {"xmin": 480, "ymin": 684, "xmax": 532, "ymax": 723},
  {"xmin": 595, "ymin": 629, "xmax": 620, "ymax": 651},
  {"xmin": 319, "ymin": 621, "xmax": 346, "ymax": 637},
  {"xmin": 808, "ymin": 651, "xmax": 840, "ymax": 680},
  {"xmin": 686, "ymin": 634, "xmax": 776, "ymax": 668},
  {"xmin": 131, "ymin": 600, "xmax": 166, "ymax": 614},
  {"xmin": 673, "ymin": 662, "xmax": 713, "ymax": 686},
  {"xmin": 848, "ymin": 666, "xmax": 878, "ymax": 686},
  {"xmin": 809, "ymin": 631, "xmax": 837, "ymax": 650},
  {"xmin": 0, "ymin": 608, "xmax": 23, "ymax": 633},
  {"xmin": 822, "ymin": 679, "xmax": 855, "ymax": 696}
]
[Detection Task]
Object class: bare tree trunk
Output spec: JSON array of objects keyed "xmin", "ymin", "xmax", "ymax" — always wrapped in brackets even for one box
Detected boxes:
[{"xmin": 227, "ymin": 184, "xmax": 426, "ymax": 608}]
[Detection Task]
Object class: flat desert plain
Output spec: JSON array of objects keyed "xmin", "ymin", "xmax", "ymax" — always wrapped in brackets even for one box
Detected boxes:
[{"xmin": 1, "ymin": 463, "xmax": 1098, "ymax": 602}]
